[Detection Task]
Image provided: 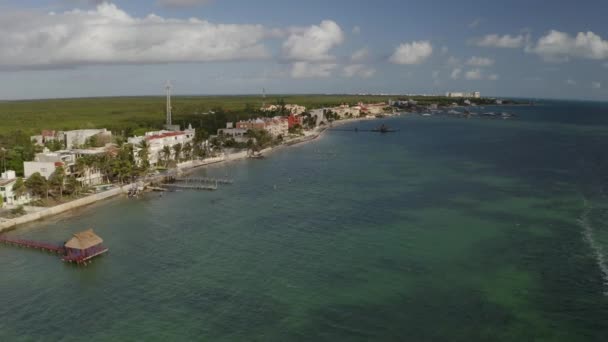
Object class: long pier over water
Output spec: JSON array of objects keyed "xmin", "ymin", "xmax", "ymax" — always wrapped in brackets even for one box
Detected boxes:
[{"xmin": 162, "ymin": 176, "xmax": 234, "ymax": 191}]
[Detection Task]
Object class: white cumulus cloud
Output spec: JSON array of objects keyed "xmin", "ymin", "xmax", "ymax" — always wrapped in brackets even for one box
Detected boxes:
[
  {"xmin": 566, "ymin": 79, "xmax": 577, "ymax": 86},
  {"xmin": 528, "ymin": 30, "xmax": 608, "ymax": 62},
  {"xmin": 473, "ymin": 34, "xmax": 524, "ymax": 48},
  {"xmin": 450, "ymin": 68, "xmax": 462, "ymax": 79},
  {"xmin": 343, "ymin": 64, "xmax": 375, "ymax": 78},
  {"xmin": 282, "ymin": 20, "xmax": 344, "ymax": 61},
  {"xmin": 0, "ymin": 3, "xmax": 270, "ymax": 68},
  {"xmin": 488, "ymin": 74, "xmax": 499, "ymax": 81},
  {"xmin": 351, "ymin": 48, "xmax": 369, "ymax": 62},
  {"xmin": 466, "ymin": 56, "xmax": 494, "ymax": 67},
  {"xmin": 592, "ymin": 81, "xmax": 601, "ymax": 89},
  {"xmin": 290, "ymin": 62, "xmax": 337, "ymax": 78},
  {"xmin": 464, "ymin": 69, "xmax": 483, "ymax": 80},
  {"xmin": 389, "ymin": 41, "xmax": 433, "ymax": 64}
]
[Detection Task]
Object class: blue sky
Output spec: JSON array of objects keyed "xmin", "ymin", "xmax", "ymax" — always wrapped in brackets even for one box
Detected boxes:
[{"xmin": 0, "ymin": 0, "xmax": 607, "ymax": 100}]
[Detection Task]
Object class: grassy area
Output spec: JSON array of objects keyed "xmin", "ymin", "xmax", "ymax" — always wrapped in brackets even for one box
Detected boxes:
[{"xmin": 0, "ymin": 94, "xmax": 400, "ymax": 136}]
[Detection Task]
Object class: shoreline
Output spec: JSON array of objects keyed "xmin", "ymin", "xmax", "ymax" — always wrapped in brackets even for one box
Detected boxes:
[{"xmin": 0, "ymin": 116, "xmax": 382, "ymax": 233}]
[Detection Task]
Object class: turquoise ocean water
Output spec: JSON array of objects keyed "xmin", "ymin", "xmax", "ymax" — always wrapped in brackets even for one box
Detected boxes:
[{"xmin": 1, "ymin": 100, "xmax": 608, "ymax": 341}]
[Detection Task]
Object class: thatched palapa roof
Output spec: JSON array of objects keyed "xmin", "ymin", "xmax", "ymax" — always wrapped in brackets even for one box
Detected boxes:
[{"xmin": 64, "ymin": 229, "xmax": 103, "ymax": 250}]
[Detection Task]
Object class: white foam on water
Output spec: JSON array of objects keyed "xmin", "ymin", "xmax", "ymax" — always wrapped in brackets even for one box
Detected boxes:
[{"xmin": 579, "ymin": 199, "xmax": 608, "ymax": 296}]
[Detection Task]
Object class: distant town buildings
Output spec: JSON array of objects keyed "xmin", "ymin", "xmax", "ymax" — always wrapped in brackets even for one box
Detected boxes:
[
  {"xmin": 234, "ymin": 117, "xmax": 288, "ymax": 137},
  {"xmin": 359, "ymin": 102, "xmax": 386, "ymax": 115},
  {"xmin": 31, "ymin": 129, "xmax": 112, "ymax": 149},
  {"xmin": 260, "ymin": 104, "xmax": 307, "ymax": 115},
  {"xmin": 236, "ymin": 118, "xmax": 266, "ymax": 131},
  {"xmin": 332, "ymin": 104, "xmax": 361, "ymax": 118},
  {"xmin": 284, "ymin": 104, "xmax": 306, "ymax": 115},
  {"xmin": 445, "ymin": 92, "xmax": 481, "ymax": 98}
]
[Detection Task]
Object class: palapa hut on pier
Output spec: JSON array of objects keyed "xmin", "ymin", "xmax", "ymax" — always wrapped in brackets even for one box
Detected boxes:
[{"xmin": 62, "ymin": 229, "xmax": 108, "ymax": 264}]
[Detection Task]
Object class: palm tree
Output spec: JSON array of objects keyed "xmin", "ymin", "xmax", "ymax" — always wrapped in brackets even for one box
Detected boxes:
[
  {"xmin": 65, "ymin": 176, "xmax": 81, "ymax": 196},
  {"xmin": 49, "ymin": 166, "xmax": 65, "ymax": 199},
  {"xmin": 193, "ymin": 143, "xmax": 204, "ymax": 159},
  {"xmin": 137, "ymin": 139, "xmax": 150, "ymax": 171},
  {"xmin": 161, "ymin": 146, "xmax": 172, "ymax": 167},
  {"xmin": 25, "ymin": 172, "xmax": 48, "ymax": 200},
  {"xmin": 182, "ymin": 142, "xmax": 192, "ymax": 161},
  {"xmin": 172, "ymin": 143, "xmax": 182, "ymax": 163},
  {"xmin": 12, "ymin": 177, "xmax": 26, "ymax": 199}
]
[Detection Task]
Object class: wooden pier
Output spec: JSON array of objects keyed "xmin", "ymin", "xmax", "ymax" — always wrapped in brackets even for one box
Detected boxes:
[
  {"xmin": 0, "ymin": 229, "xmax": 108, "ymax": 265},
  {"xmin": 0, "ymin": 236, "xmax": 64, "ymax": 254},
  {"xmin": 174, "ymin": 177, "xmax": 234, "ymax": 185},
  {"xmin": 163, "ymin": 183, "xmax": 218, "ymax": 191}
]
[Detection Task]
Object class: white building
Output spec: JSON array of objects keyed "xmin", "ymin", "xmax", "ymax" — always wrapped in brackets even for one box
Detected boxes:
[
  {"xmin": 332, "ymin": 104, "xmax": 361, "ymax": 118},
  {"xmin": 260, "ymin": 104, "xmax": 279, "ymax": 112},
  {"xmin": 446, "ymin": 91, "xmax": 481, "ymax": 98},
  {"xmin": 217, "ymin": 125, "xmax": 250, "ymax": 143},
  {"xmin": 30, "ymin": 130, "xmax": 60, "ymax": 146},
  {"xmin": 128, "ymin": 127, "xmax": 196, "ymax": 166},
  {"xmin": 284, "ymin": 104, "xmax": 306, "ymax": 115},
  {"xmin": 30, "ymin": 129, "xmax": 112, "ymax": 149},
  {"xmin": 261, "ymin": 104, "xmax": 306, "ymax": 115},
  {"xmin": 264, "ymin": 117, "xmax": 289, "ymax": 137},
  {"xmin": 359, "ymin": 102, "xmax": 386, "ymax": 115},
  {"xmin": 0, "ymin": 170, "xmax": 33, "ymax": 207},
  {"xmin": 23, "ymin": 149, "xmax": 104, "ymax": 186},
  {"xmin": 24, "ymin": 151, "xmax": 76, "ymax": 180},
  {"xmin": 63, "ymin": 129, "xmax": 112, "ymax": 149}
]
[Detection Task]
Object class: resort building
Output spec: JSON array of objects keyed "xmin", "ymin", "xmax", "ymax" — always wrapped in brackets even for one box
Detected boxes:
[
  {"xmin": 24, "ymin": 151, "xmax": 77, "ymax": 179},
  {"xmin": 217, "ymin": 125, "xmax": 250, "ymax": 143},
  {"xmin": 359, "ymin": 102, "xmax": 386, "ymax": 115},
  {"xmin": 264, "ymin": 117, "xmax": 289, "ymax": 137},
  {"xmin": 234, "ymin": 117, "xmax": 289, "ymax": 137},
  {"xmin": 332, "ymin": 104, "xmax": 361, "ymax": 118},
  {"xmin": 23, "ymin": 149, "xmax": 105, "ymax": 186},
  {"xmin": 287, "ymin": 114, "xmax": 304, "ymax": 128},
  {"xmin": 236, "ymin": 118, "xmax": 266, "ymax": 131},
  {"xmin": 0, "ymin": 170, "xmax": 33, "ymax": 207},
  {"xmin": 128, "ymin": 126, "xmax": 196, "ymax": 166}
]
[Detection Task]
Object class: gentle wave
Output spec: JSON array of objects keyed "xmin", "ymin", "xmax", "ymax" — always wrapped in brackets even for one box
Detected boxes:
[{"xmin": 578, "ymin": 198, "xmax": 608, "ymax": 295}]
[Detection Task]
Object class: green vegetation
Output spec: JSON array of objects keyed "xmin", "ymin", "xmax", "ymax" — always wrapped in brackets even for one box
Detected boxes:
[{"xmin": 0, "ymin": 95, "xmax": 400, "ymax": 136}]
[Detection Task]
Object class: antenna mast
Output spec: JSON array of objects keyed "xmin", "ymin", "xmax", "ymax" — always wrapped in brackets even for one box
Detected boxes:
[{"xmin": 165, "ymin": 80, "xmax": 172, "ymax": 126}]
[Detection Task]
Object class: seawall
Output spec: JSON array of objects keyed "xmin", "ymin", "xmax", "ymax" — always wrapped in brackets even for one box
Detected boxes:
[{"xmin": 0, "ymin": 185, "xmax": 130, "ymax": 233}]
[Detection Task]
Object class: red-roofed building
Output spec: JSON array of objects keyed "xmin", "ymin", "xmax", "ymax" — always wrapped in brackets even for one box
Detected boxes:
[
  {"xmin": 287, "ymin": 114, "xmax": 303, "ymax": 128},
  {"xmin": 128, "ymin": 127, "xmax": 196, "ymax": 166}
]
